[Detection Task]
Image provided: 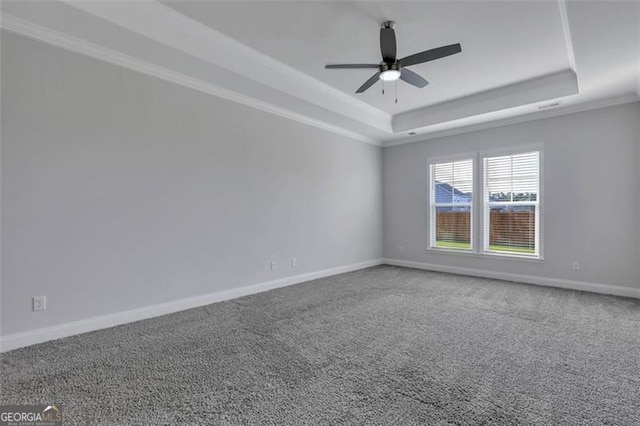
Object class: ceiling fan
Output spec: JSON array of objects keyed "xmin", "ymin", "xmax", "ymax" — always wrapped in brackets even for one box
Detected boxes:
[{"xmin": 325, "ymin": 21, "xmax": 461, "ymax": 94}]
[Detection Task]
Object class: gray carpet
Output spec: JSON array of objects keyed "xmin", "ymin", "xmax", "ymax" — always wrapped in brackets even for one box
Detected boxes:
[{"xmin": 2, "ymin": 266, "xmax": 640, "ymax": 425}]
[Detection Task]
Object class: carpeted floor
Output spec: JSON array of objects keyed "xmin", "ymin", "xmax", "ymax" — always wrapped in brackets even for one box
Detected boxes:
[{"xmin": 2, "ymin": 265, "xmax": 640, "ymax": 425}]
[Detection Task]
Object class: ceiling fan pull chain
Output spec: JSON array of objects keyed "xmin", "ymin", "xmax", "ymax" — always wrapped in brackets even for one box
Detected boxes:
[
  {"xmin": 395, "ymin": 79, "xmax": 398, "ymax": 104},
  {"xmin": 382, "ymin": 79, "xmax": 385, "ymax": 95}
]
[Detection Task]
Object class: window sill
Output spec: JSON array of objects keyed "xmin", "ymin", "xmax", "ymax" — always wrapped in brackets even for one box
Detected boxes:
[{"xmin": 426, "ymin": 247, "xmax": 544, "ymax": 263}]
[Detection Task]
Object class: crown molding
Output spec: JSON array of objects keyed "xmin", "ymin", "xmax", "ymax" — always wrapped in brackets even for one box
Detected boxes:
[
  {"xmin": 3, "ymin": 1, "xmax": 637, "ymax": 147},
  {"xmin": 1, "ymin": 14, "xmax": 382, "ymax": 146},
  {"xmin": 62, "ymin": 0, "xmax": 392, "ymax": 133},
  {"xmin": 393, "ymin": 69, "xmax": 579, "ymax": 133},
  {"xmin": 557, "ymin": 0, "xmax": 577, "ymax": 72},
  {"xmin": 383, "ymin": 93, "xmax": 640, "ymax": 148}
]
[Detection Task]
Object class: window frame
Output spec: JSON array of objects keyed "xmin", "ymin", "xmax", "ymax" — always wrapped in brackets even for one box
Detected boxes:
[
  {"xmin": 481, "ymin": 149, "xmax": 542, "ymax": 259},
  {"xmin": 427, "ymin": 154, "xmax": 475, "ymax": 253},
  {"xmin": 426, "ymin": 145, "xmax": 544, "ymax": 261}
]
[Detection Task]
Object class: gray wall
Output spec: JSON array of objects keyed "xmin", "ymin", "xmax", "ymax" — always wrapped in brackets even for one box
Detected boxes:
[
  {"xmin": 1, "ymin": 33, "xmax": 383, "ymax": 336},
  {"xmin": 2, "ymin": 30, "xmax": 639, "ymax": 340},
  {"xmin": 384, "ymin": 102, "xmax": 640, "ymax": 289}
]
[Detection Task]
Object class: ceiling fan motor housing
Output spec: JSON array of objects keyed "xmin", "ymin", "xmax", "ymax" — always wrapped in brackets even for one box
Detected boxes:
[{"xmin": 381, "ymin": 62, "xmax": 400, "ymax": 72}]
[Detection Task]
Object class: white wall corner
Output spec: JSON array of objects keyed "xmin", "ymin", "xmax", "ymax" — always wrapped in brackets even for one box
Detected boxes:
[
  {"xmin": 637, "ymin": 58, "xmax": 640, "ymax": 99},
  {"xmin": 636, "ymin": 1, "xmax": 640, "ymax": 98}
]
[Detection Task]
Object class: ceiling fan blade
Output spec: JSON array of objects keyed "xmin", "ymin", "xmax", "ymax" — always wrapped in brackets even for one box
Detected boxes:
[
  {"xmin": 325, "ymin": 64, "xmax": 380, "ymax": 69},
  {"xmin": 400, "ymin": 68, "xmax": 429, "ymax": 88},
  {"xmin": 380, "ymin": 27, "xmax": 397, "ymax": 63},
  {"xmin": 399, "ymin": 43, "xmax": 462, "ymax": 67},
  {"xmin": 356, "ymin": 72, "xmax": 381, "ymax": 93}
]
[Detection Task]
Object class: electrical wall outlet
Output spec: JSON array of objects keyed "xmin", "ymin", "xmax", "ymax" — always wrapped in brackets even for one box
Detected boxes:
[
  {"xmin": 33, "ymin": 296, "xmax": 47, "ymax": 311},
  {"xmin": 270, "ymin": 261, "xmax": 277, "ymax": 271},
  {"xmin": 291, "ymin": 258, "xmax": 297, "ymax": 267},
  {"xmin": 571, "ymin": 261, "xmax": 580, "ymax": 271}
]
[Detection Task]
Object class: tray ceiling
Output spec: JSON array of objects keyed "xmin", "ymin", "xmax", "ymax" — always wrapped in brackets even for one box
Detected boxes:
[
  {"xmin": 2, "ymin": 1, "xmax": 638, "ymax": 146},
  {"xmin": 163, "ymin": 1, "xmax": 571, "ymax": 115}
]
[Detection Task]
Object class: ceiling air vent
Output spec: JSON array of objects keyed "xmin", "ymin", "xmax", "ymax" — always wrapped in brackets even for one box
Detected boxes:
[{"xmin": 537, "ymin": 101, "xmax": 562, "ymax": 111}]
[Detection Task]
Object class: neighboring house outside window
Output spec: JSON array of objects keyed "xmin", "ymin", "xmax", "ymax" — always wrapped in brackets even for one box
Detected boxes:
[{"xmin": 429, "ymin": 159, "xmax": 473, "ymax": 251}]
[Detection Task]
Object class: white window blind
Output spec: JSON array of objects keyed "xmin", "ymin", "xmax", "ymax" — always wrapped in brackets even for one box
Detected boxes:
[
  {"xmin": 483, "ymin": 151, "xmax": 540, "ymax": 256},
  {"xmin": 429, "ymin": 159, "xmax": 473, "ymax": 250}
]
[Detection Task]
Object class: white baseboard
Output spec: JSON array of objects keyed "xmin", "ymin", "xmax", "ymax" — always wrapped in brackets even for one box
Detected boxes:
[
  {"xmin": 0, "ymin": 259, "xmax": 383, "ymax": 353},
  {"xmin": 4, "ymin": 257, "xmax": 636, "ymax": 352},
  {"xmin": 384, "ymin": 258, "xmax": 640, "ymax": 299}
]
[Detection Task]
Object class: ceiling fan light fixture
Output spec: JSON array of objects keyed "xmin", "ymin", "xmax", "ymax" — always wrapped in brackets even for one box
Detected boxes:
[{"xmin": 380, "ymin": 69, "xmax": 401, "ymax": 81}]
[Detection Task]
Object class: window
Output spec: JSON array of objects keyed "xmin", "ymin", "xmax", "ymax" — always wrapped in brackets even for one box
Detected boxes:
[
  {"xmin": 483, "ymin": 151, "xmax": 540, "ymax": 257},
  {"xmin": 429, "ymin": 159, "xmax": 473, "ymax": 251},
  {"xmin": 427, "ymin": 148, "xmax": 542, "ymax": 259}
]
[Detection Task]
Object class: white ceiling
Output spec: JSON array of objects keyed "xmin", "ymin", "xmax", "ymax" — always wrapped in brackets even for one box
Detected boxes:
[
  {"xmin": 163, "ymin": 1, "xmax": 572, "ymax": 114},
  {"xmin": 2, "ymin": 1, "xmax": 639, "ymax": 146}
]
